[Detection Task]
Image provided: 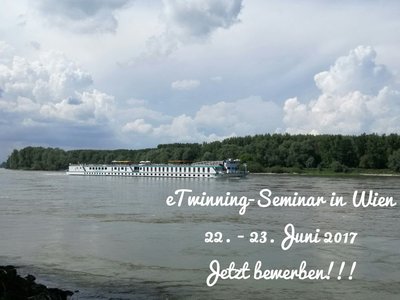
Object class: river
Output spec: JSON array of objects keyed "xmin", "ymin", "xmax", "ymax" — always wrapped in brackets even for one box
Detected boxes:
[{"xmin": 0, "ymin": 169, "xmax": 399, "ymax": 299}]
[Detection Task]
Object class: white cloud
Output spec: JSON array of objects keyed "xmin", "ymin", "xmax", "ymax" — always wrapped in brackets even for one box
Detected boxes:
[
  {"xmin": 122, "ymin": 119, "xmax": 153, "ymax": 134},
  {"xmin": 0, "ymin": 96, "xmax": 40, "ymax": 113},
  {"xmin": 36, "ymin": 0, "xmax": 134, "ymax": 33},
  {"xmin": 284, "ymin": 46, "xmax": 400, "ymax": 134},
  {"xmin": 122, "ymin": 96, "xmax": 283, "ymax": 143},
  {"xmin": 0, "ymin": 41, "xmax": 117, "ymax": 158},
  {"xmin": 0, "ymin": 42, "xmax": 115, "ymax": 134},
  {"xmin": 0, "ymin": 50, "xmax": 93, "ymax": 104},
  {"xmin": 171, "ymin": 79, "xmax": 200, "ymax": 90},
  {"xmin": 194, "ymin": 96, "xmax": 282, "ymax": 136},
  {"xmin": 154, "ymin": 114, "xmax": 198, "ymax": 140},
  {"xmin": 314, "ymin": 46, "xmax": 392, "ymax": 96},
  {"xmin": 40, "ymin": 90, "xmax": 114, "ymax": 124}
]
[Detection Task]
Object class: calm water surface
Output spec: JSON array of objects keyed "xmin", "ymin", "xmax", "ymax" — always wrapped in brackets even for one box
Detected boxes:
[{"xmin": 0, "ymin": 169, "xmax": 399, "ymax": 299}]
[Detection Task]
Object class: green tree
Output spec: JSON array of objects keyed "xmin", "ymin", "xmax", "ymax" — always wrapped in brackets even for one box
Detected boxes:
[{"xmin": 388, "ymin": 149, "xmax": 400, "ymax": 172}]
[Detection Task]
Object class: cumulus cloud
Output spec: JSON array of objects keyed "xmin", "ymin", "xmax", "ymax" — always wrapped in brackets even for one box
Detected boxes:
[
  {"xmin": 37, "ymin": 0, "xmax": 133, "ymax": 33},
  {"xmin": 122, "ymin": 119, "xmax": 153, "ymax": 134},
  {"xmin": 171, "ymin": 79, "xmax": 200, "ymax": 90},
  {"xmin": 0, "ymin": 50, "xmax": 93, "ymax": 105},
  {"xmin": 122, "ymin": 96, "xmax": 283, "ymax": 143},
  {"xmin": 0, "ymin": 41, "xmax": 117, "ymax": 159},
  {"xmin": 40, "ymin": 90, "xmax": 115, "ymax": 124},
  {"xmin": 0, "ymin": 40, "xmax": 115, "ymax": 139},
  {"xmin": 284, "ymin": 46, "xmax": 400, "ymax": 134},
  {"xmin": 194, "ymin": 96, "xmax": 282, "ymax": 136},
  {"xmin": 314, "ymin": 46, "xmax": 392, "ymax": 96}
]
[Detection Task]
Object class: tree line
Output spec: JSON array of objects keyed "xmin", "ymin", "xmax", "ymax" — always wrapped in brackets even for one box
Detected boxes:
[{"xmin": 4, "ymin": 133, "xmax": 400, "ymax": 173}]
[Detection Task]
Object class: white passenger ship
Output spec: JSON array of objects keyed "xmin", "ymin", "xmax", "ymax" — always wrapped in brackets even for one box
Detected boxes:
[{"xmin": 67, "ymin": 159, "xmax": 247, "ymax": 178}]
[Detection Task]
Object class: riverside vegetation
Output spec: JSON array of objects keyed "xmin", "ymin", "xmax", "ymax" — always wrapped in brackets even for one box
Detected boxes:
[{"xmin": 4, "ymin": 133, "xmax": 400, "ymax": 174}]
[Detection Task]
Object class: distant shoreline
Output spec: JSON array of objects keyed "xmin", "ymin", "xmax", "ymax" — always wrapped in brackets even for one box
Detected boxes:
[
  {"xmin": 252, "ymin": 172, "xmax": 400, "ymax": 177},
  {"xmin": 253, "ymin": 167, "xmax": 400, "ymax": 177},
  {"xmin": 4, "ymin": 134, "xmax": 400, "ymax": 175}
]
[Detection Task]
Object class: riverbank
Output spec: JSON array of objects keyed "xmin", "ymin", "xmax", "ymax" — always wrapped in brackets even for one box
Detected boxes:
[
  {"xmin": 0, "ymin": 265, "xmax": 73, "ymax": 300},
  {"xmin": 256, "ymin": 167, "xmax": 400, "ymax": 177}
]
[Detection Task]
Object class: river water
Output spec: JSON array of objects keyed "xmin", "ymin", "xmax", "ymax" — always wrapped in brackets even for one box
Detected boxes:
[{"xmin": 0, "ymin": 169, "xmax": 399, "ymax": 299}]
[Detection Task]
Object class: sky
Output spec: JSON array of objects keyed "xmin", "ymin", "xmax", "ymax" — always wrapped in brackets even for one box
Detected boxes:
[{"xmin": 1, "ymin": 0, "xmax": 400, "ymax": 161}]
